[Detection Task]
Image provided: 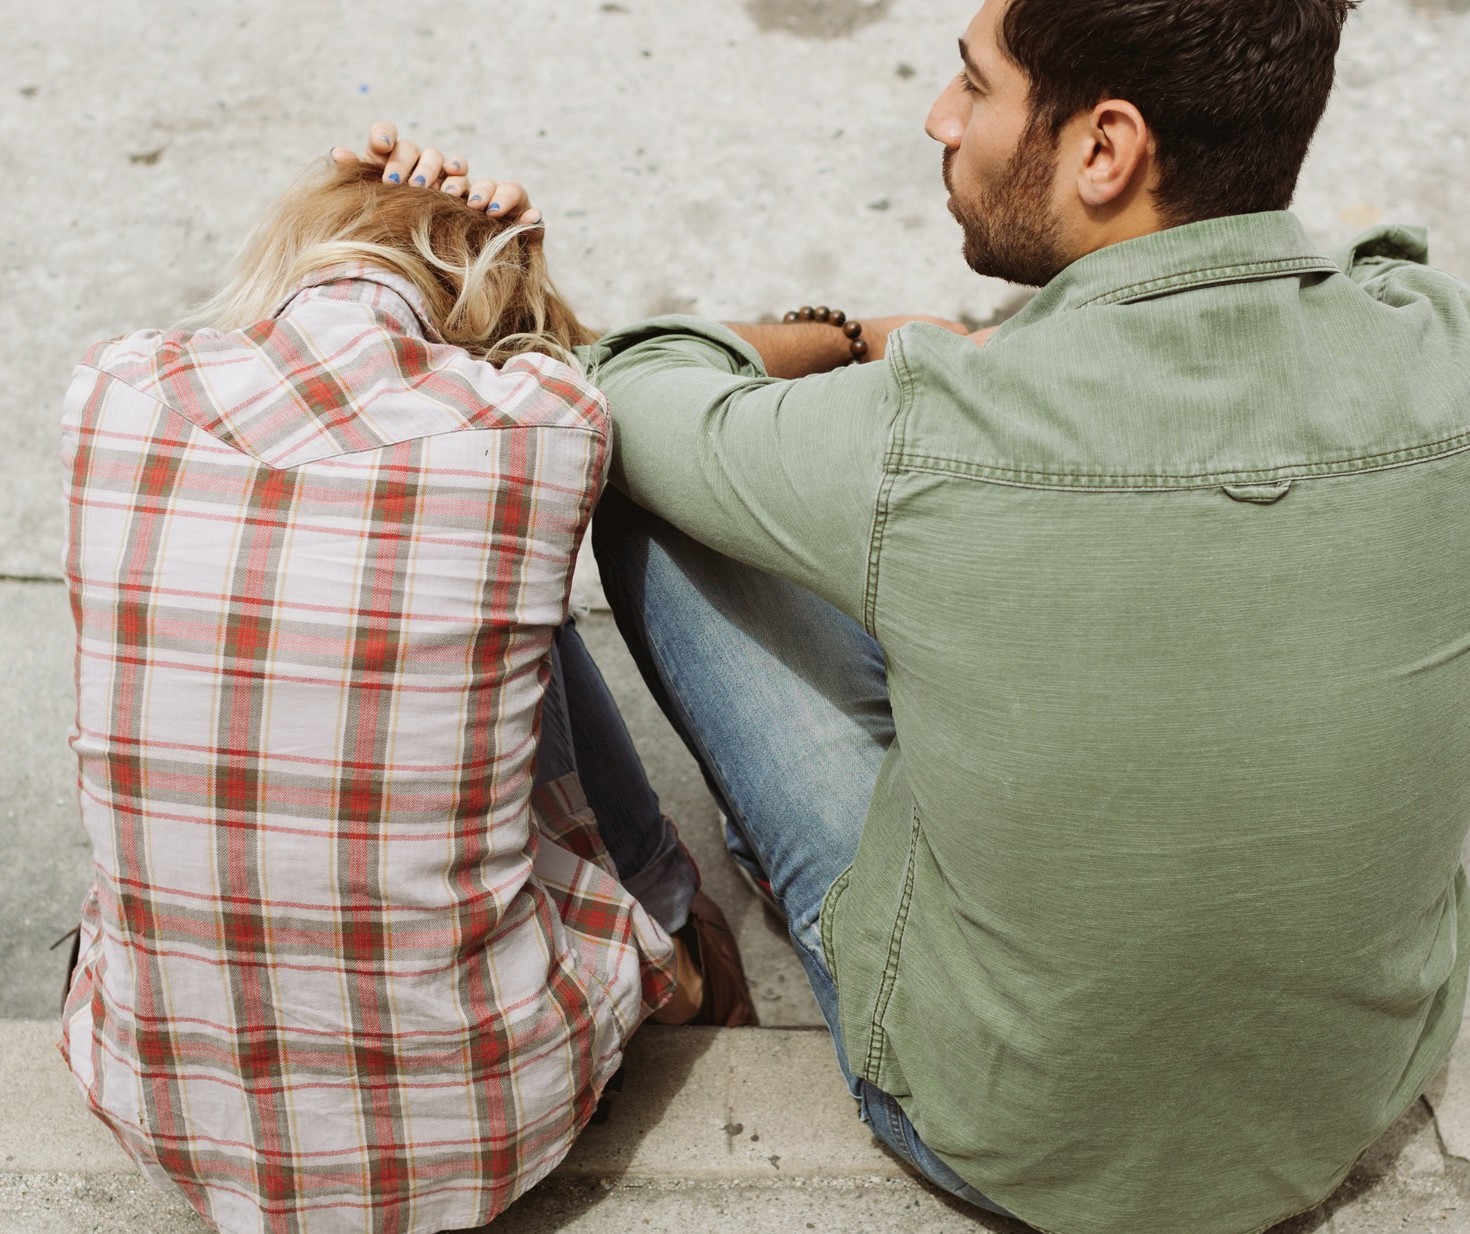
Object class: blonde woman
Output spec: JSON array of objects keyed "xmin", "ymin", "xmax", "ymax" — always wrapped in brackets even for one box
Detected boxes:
[{"xmin": 59, "ymin": 152, "xmax": 753, "ymax": 1234}]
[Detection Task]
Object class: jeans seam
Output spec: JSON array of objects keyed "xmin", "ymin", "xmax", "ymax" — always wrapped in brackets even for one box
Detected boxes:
[{"xmin": 887, "ymin": 1093, "xmax": 918, "ymax": 1159}]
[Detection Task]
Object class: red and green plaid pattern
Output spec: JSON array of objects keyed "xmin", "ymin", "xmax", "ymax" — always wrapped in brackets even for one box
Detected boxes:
[{"xmin": 58, "ymin": 267, "xmax": 675, "ymax": 1234}]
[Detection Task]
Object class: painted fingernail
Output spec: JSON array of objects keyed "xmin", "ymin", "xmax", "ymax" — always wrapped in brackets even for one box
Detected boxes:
[
  {"xmin": 468, "ymin": 195, "xmax": 483, "ymax": 203},
  {"xmin": 489, "ymin": 203, "xmax": 502, "ymax": 212},
  {"xmin": 412, "ymin": 175, "xmax": 426, "ymax": 185},
  {"xmin": 447, "ymin": 161, "xmax": 462, "ymax": 172},
  {"xmin": 374, "ymin": 134, "xmax": 392, "ymax": 147},
  {"xmin": 388, "ymin": 172, "xmax": 401, "ymax": 183}
]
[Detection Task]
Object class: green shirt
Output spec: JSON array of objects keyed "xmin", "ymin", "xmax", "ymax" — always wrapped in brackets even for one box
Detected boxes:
[{"xmin": 586, "ymin": 212, "xmax": 1470, "ymax": 1234}]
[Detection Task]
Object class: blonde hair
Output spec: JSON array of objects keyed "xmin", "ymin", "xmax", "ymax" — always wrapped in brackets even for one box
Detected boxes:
[{"xmin": 185, "ymin": 158, "xmax": 597, "ymax": 367}]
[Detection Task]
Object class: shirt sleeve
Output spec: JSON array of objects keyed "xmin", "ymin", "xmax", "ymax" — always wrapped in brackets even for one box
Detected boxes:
[{"xmin": 584, "ymin": 316, "xmax": 905, "ymax": 625}]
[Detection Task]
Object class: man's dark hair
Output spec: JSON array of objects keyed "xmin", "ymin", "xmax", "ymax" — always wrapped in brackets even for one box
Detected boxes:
[{"xmin": 999, "ymin": 0, "xmax": 1358, "ymax": 226}]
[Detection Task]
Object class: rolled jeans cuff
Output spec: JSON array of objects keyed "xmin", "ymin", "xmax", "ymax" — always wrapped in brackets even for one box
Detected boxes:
[{"xmin": 621, "ymin": 818, "xmax": 700, "ymax": 935}]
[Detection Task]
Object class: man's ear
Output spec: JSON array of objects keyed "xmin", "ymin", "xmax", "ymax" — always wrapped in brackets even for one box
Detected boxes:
[{"xmin": 1072, "ymin": 99, "xmax": 1152, "ymax": 209}]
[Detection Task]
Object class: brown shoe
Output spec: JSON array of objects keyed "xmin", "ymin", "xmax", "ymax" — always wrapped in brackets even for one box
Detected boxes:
[{"xmin": 681, "ymin": 891, "xmax": 759, "ymax": 1027}]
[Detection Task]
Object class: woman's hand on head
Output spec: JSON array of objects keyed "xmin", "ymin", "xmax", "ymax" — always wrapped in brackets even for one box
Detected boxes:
[{"xmin": 331, "ymin": 122, "xmax": 541, "ymax": 225}]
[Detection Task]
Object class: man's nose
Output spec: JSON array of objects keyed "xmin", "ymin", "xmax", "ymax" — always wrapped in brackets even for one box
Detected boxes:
[{"xmin": 925, "ymin": 83, "xmax": 965, "ymax": 148}]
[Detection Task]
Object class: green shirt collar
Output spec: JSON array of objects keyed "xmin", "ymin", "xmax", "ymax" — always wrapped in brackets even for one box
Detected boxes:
[{"xmin": 1006, "ymin": 211, "xmax": 1340, "ymax": 329}]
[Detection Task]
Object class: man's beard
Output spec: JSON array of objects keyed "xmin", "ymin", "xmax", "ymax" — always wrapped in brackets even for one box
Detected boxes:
[{"xmin": 944, "ymin": 120, "xmax": 1068, "ymax": 288}]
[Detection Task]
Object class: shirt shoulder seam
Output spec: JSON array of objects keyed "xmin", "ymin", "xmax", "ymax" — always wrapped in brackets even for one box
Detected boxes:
[{"xmin": 74, "ymin": 362, "xmax": 608, "ymax": 472}]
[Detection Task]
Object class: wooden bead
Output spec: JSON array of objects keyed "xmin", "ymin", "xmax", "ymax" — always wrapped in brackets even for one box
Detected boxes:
[{"xmin": 780, "ymin": 305, "xmax": 865, "ymax": 364}]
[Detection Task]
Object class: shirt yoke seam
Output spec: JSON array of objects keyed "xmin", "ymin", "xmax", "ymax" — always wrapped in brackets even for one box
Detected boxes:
[
  {"xmin": 891, "ymin": 429, "xmax": 1470, "ymax": 491},
  {"xmin": 76, "ymin": 364, "xmax": 608, "ymax": 457}
]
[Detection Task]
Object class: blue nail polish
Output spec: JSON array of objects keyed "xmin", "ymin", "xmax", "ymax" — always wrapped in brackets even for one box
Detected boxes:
[
  {"xmin": 388, "ymin": 172, "xmax": 400, "ymax": 183},
  {"xmin": 489, "ymin": 203, "xmax": 502, "ymax": 212},
  {"xmin": 469, "ymin": 195, "xmax": 482, "ymax": 203},
  {"xmin": 412, "ymin": 175, "xmax": 426, "ymax": 186}
]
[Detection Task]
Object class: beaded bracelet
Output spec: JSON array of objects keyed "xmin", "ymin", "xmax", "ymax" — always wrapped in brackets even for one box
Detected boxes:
[{"xmin": 782, "ymin": 305, "xmax": 869, "ymax": 363}]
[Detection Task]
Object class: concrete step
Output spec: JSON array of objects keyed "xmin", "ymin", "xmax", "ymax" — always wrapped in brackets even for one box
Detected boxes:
[
  {"xmin": 0, "ymin": 1020, "xmax": 1007, "ymax": 1233},
  {"xmin": 5, "ymin": 1020, "xmax": 1470, "ymax": 1234},
  {"xmin": 0, "ymin": 1173, "xmax": 1024, "ymax": 1234}
]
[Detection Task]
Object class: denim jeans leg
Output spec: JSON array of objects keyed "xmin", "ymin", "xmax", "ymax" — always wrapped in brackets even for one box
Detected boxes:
[
  {"xmin": 593, "ymin": 488, "xmax": 1006, "ymax": 1215},
  {"xmin": 593, "ymin": 488, "xmax": 891, "ymax": 962},
  {"xmin": 537, "ymin": 620, "xmax": 699, "ymax": 934},
  {"xmin": 796, "ymin": 951, "xmax": 1013, "ymax": 1217}
]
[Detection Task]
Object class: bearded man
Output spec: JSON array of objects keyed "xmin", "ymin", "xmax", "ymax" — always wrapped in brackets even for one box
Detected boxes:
[{"xmin": 361, "ymin": 0, "xmax": 1470, "ymax": 1229}]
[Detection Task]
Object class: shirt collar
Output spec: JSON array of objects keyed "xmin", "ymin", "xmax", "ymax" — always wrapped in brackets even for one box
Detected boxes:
[
  {"xmin": 273, "ymin": 260, "xmax": 447, "ymax": 343},
  {"xmin": 1003, "ymin": 212, "xmax": 1340, "ymax": 331}
]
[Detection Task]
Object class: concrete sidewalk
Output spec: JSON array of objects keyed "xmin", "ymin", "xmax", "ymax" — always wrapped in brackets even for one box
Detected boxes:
[{"xmin": 4, "ymin": 1017, "xmax": 1469, "ymax": 1234}]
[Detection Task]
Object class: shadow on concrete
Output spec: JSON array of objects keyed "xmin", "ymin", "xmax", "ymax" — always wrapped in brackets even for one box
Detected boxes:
[
  {"xmin": 455, "ymin": 1027, "xmax": 720, "ymax": 1234},
  {"xmin": 886, "ymin": 1160, "xmax": 1037, "ymax": 1233},
  {"xmin": 1265, "ymin": 1098, "xmax": 1449, "ymax": 1232}
]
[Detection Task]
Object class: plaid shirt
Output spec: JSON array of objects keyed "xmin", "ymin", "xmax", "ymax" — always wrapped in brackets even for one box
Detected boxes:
[{"xmin": 58, "ymin": 265, "xmax": 675, "ymax": 1234}]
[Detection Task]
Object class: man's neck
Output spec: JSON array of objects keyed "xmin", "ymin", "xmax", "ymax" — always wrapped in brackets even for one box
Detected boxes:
[{"xmin": 1062, "ymin": 183, "xmax": 1170, "ymax": 265}]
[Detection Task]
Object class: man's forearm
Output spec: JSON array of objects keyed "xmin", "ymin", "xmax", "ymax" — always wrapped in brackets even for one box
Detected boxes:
[
  {"xmin": 722, "ymin": 322, "xmax": 859, "ymax": 379},
  {"xmin": 725, "ymin": 313, "xmax": 981, "ymax": 377}
]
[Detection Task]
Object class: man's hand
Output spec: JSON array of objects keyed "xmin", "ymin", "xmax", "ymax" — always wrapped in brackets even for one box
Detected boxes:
[{"xmin": 330, "ymin": 122, "xmax": 542, "ymax": 225}]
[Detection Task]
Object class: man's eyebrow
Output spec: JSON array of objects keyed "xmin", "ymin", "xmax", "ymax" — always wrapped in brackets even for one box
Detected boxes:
[{"xmin": 958, "ymin": 38, "xmax": 992, "ymax": 89}]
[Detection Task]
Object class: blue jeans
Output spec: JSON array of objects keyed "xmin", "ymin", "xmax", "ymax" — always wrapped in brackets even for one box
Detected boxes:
[
  {"xmin": 593, "ymin": 487, "xmax": 1008, "ymax": 1216},
  {"xmin": 535, "ymin": 618, "xmax": 698, "ymax": 935}
]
